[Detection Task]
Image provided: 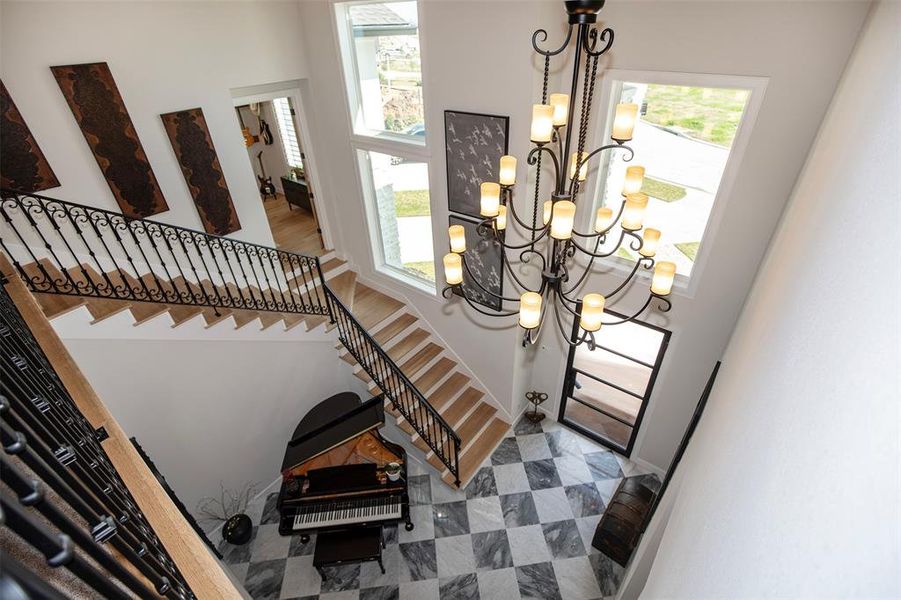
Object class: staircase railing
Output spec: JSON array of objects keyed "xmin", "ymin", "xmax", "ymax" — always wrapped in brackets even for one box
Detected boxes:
[
  {"xmin": 325, "ymin": 286, "xmax": 462, "ymax": 486},
  {"xmin": 0, "ymin": 276, "xmax": 197, "ymax": 599},
  {"xmin": 0, "ymin": 190, "xmax": 329, "ymax": 317},
  {"xmin": 0, "ymin": 189, "xmax": 463, "ymax": 484}
]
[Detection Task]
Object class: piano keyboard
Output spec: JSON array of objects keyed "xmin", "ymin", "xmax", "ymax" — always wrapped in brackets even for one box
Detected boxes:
[{"xmin": 292, "ymin": 495, "xmax": 402, "ymax": 531}]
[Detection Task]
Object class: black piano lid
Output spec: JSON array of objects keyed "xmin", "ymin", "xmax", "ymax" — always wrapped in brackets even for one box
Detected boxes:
[{"xmin": 281, "ymin": 392, "xmax": 386, "ymax": 473}]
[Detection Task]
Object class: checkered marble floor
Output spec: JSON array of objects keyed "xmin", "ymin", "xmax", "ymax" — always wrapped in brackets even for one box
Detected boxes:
[{"xmin": 215, "ymin": 415, "xmax": 660, "ymax": 600}]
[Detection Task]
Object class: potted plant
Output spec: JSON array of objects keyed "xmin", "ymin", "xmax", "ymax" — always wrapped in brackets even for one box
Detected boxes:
[
  {"xmin": 385, "ymin": 462, "xmax": 402, "ymax": 482},
  {"xmin": 197, "ymin": 482, "xmax": 259, "ymax": 546}
]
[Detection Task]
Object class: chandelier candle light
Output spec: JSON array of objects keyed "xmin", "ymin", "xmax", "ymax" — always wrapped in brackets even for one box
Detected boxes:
[{"xmin": 441, "ymin": 0, "xmax": 674, "ymax": 349}]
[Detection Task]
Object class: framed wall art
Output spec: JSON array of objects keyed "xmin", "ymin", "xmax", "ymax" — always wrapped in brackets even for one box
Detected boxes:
[
  {"xmin": 0, "ymin": 80, "xmax": 60, "ymax": 193},
  {"xmin": 51, "ymin": 62, "xmax": 168, "ymax": 218},
  {"xmin": 161, "ymin": 107, "xmax": 240, "ymax": 236},
  {"xmin": 444, "ymin": 110, "xmax": 509, "ymax": 218},
  {"xmin": 449, "ymin": 213, "xmax": 504, "ymax": 312}
]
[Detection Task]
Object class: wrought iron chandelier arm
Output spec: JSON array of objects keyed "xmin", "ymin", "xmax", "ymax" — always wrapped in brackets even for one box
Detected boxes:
[
  {"xmin": 601, "ymin": 293, "xmax": 672, "ymax": 326},
  {"xmin": 459, "ymin": 253, "xmax": 522, "ymax": 302},
  {"xmin": 571, "ymin": 198, "xmax": 627, "ymax": 239},
  {"xmin": 441, "ymin": 284, "xmax": 521, "ymax": 318},
  {"xmin": 551, "ymin": 294, "xmax": 597, "ymax": 350},
  {"xmin": 561, "ymin": 237, "xmax": 602, "ymax": 295},
  {"xmin": 527, "ymin": 146, "xmax": 561, "ymax": 192},
  {"xmin": 584, "ymin": 26, "xmax": 615, "ymax": 57},
  {"xmin": 504, "ymin": 187, "xmax": 551, "ymax": 235},
  {"xmin": 496, "ymin": 225, "xmax": 551, "ymax": 250},
  {"xmin": 501, "ymin": 247, "xmax": 541, "ymax": 294},
  {"xmin": 602, "ymin": 256, "xmax": 654, "ymax": 300},
  {"xmin": 568, "ymin": 143, "xmax": 635, "ymax": 196},
  {"xmin": 532, "ymin": 25, "xmax": 574, "ymax": 56},
  {"xmin": 568, "ymin": 230, "xmax": 629, "ymax": 258}
]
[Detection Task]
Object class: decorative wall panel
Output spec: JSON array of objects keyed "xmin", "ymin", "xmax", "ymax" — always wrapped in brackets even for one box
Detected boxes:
[
  {"xmin": 449, "ymin": 213, "xmax": 503, "ymax": 311},
  {"xmin": 0, "ymin": 80, "xmax": 60, "ymax": 193},
  {"xmin": 444, "ymin": 110, "xmax": 509, "ymax": 218},
  {"xmin": 160, "ymin": 108, "xmax": 240, "ymax": 236},
  {"xmin": 51, "ymin": 62, "xmax": 168, "ymax": 218}
]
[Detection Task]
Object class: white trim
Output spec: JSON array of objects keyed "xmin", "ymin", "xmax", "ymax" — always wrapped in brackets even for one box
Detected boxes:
[
  {"xmin": 229, "ymin": 82, "xmax": 336, "ymax": 252},
  {"xmin": 587, "ymin": 69, "xmax": 769, "ymax": 299}
]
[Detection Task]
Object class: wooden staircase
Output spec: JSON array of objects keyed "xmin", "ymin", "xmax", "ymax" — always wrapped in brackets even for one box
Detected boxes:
[{"xmin": 8, "ymin": 252, "xmax": 510, "ymax": 488}]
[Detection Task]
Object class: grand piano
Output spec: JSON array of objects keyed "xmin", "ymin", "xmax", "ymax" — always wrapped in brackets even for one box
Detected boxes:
[{"xmin": 276, "ymin": 392, "xmax": 413, "ymax": 542}]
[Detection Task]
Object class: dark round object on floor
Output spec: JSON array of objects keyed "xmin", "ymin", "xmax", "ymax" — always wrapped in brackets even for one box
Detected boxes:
[
  {"xmin": 300, "ymin": 534, "xmax": 310, "ymax": 544},
  {"xmin": 223, "ymin": 514, "xmax": 253, "ymax": 545},
  {"xmin": 405, "ymin": 522, "xmax": 415, "ymax": 531}
]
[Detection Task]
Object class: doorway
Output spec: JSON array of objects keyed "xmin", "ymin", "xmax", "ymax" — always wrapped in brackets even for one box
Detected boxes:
[
  {"xmin": 232, "ymin": 90, "xmax": 327, "ymax": 257},
  {"xmin": 558, "ymin": 311, "xmax": 671, "ymax": 456}
]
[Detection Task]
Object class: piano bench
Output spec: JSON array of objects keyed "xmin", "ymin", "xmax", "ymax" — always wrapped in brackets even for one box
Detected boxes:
[{"xmin": 313, "ymin": 526, "xmax": 385, "ymax": 580}]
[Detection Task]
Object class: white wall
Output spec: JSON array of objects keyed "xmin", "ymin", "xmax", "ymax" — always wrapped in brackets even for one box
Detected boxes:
[
  {"xmin": 638, "ymin": 1, "xmax": 900, "ymax": 595},
  {"xmin": 63, "ymin": 335, "xmax": 359, "ymax": 522},
  {"xmin": 0, "ymin": 1, "xmax": 311, "ymax": 246},
  {"xmin": 298, "ymin": 0, "xmax": 870, "ymax": 468}
]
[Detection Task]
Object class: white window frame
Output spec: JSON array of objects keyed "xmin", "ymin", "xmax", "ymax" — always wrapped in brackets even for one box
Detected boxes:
[
  {"xmin": 272, "ymin": 97, "xmax": 303, "ymax": 170},
  {"xmin": 333, "ymin": 0, "xmax": 436, "ymax": 295},
  {"xmin": 585, "ymin": 69, "xmax": 768, "ymax": 298},
  {"xmin": 333, "ymin": 0, "xmax": 428, "ymax": 147}
]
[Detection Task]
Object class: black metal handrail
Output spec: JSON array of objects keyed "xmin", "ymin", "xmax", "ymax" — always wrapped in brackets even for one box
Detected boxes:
[
  {"xmin": 0, "ymin": 276, "xmax": 194, "ymax": 599},
  {"xmin": 325, "ymin": 286, "xmax": 462, "ymax": 486},
  {"xmin": 0, "ymin": 190, "xmax": 329, "ymax": 317},
  {"xmin": 0, "ymin": 188, "xmax": 463, "ymax": 485}
]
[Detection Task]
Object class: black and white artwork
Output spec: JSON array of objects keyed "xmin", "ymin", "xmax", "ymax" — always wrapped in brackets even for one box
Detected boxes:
[
  {"xmin": 450, "ymin": 214, "xmax": 503, "ymax": 312},
  {"xmin": 445, "ymin": 110, "xmax": 509, "ymax": 218}
]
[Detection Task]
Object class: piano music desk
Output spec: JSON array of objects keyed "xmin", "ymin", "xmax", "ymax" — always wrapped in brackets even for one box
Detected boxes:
[{"xmin": 313, "ymin": 526, "xmax": 385, "ymax": 580}]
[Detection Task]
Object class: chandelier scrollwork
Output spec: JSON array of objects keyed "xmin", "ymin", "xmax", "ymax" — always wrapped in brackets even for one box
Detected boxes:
[{"xmin": 441, "ymin": 0, "xmax": 676, "ymax": 349}]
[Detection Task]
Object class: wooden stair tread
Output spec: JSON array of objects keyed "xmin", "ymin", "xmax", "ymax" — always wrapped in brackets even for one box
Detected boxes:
[
  {"xmin": 440, "ymin": 387, "xmax": 483, "ymax": 428},
  {"xmin": 168, "ymin": 305, "xmax": 204, "ymax": 327},
  {"xmin": 399, "ymin": 343, "xmax": 442, "ymax": 378},
  {"xmin": 328, "ymin": 271, "xmax": 357, "ymax": 307},
  {"xmin": 258, "ymin": 312, "xmax": 284, "ymax": 330},
  {"xmin": 373, "ymin": 313, "xmax": 416, "ymax": 346},
  {"xmin": 319, "ymin": 257, "xmax": 345, "ymax": 275},
  {"xmin": 129, "ymin": 302, "xmax": 170, "ymax": 325},
  {"xmin": 386, "ymin": 328, "xmax": 429, "ymax": 362},
  {"xmin": 201, "ymin": 307, "xmax": 232, "ymax": 328},
  {"xmin": 231, "ymin": 310, "xmax": 261, "ymax": 330},
  {"xmin": 455, "ymin": 403, "xmax": 497, "ymax": 443},
  {"xmin": 427, "ymin": 373, "xmax": 471, "ymax": 411},
  {"xmin": 352, "ymin": 285, "xmax": 403, "ymax": 329},
  {"xmin": 413, "ymin": 357, "xmax": 456, "ymax": 392},
  {"xmin": 443, "ymin": 418, "xmax": 510, "ymax": 487}
]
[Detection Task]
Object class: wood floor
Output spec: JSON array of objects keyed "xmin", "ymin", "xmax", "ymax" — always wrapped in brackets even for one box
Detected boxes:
[{"xmin": 262, "ymin": 194, "xmax": 326, "ymax": 257}]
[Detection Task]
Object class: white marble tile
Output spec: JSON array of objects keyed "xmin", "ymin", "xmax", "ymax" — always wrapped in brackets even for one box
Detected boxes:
[
  {"xmin": 359, "ymin": 544, "xmax": 400, "ymax": 589},
  {"xmin": 319, "ymin": 591, "xmax": 360, "ymax": 600},
  {"xmin": 399, "ymin": 578, "xmax": 440, "ymax": 600},
  {"xmin": 467, "ymin": 496, "xmax": 506, "ymax": 533},
  {"xmin": 532, "ymin": 487, "xmax": 574, "ymax": 523},
  {"xmin": 279, "ymin": 555, "xmax": 320, "ymax": 598},
  {"xmin": 575, "ymin": 434, "xmax": 607, "ymax": 454},
  {"xmin": 435, "ymin": 534, "xmax": 475, "ymax": 578},
  {"xmin": 227, "ymin": 562, "xmax": 248, "ymax": 585},
  {"xmin": 478, "ymin": 567, "xmax": 522, "ymax": 600},
  {"xmin": 252, "ymin": 523, "xmax": 291, "ymax": 562},
  {"xmin": 493, "ymin": 463, "xmax": 531, "ymax": 495},
  {"xmin": 399, "ymin": 505, "xmax": 435, "ymax": 543},
  {"xmin": 554, "ymin": 456, "xmax": 594, "ymax": 486},
  {"xmin": 595, "ymin": 479, "xmax": 621, "ymax": 505},
  {"xmin": 517, "ymin": 433, "xmax": 553, "ymax": 462},
  {"xmin": 431, "ymin": 472, "xmax": 466, "ymax": 504},
  {"xmin": 553, "ymin": 556, "xmax": 603, "ymax": 600},
  {"xmin": 507, "ymin": 525, "xmax": 552, "ymax": 566},
  {"xmin": 574, "ymin": 515, "xmax": 602, "ymax": 555}
]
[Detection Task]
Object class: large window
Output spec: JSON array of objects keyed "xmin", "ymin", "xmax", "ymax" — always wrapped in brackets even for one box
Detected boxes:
[
  {"xmin": 272, "ymin": 97, "xmax": 303, "ymax": 170},
  {"xmin": 337, "ymin": 1, "xmax": 425, "ymax": 140},
  {"xmin": 337, "ymin": 1, "xmax": 433, "ymax": 291},
  {"xmin": 559, "ymin": 314, "xmax": 670, "ymax": 455},
  {"xmin": 594, "ymin": 74, "xmax": 761, "ymax": 287},
  {"xmin": 357, "ymin": 150, "xmax": 434, "ymax": 284}
]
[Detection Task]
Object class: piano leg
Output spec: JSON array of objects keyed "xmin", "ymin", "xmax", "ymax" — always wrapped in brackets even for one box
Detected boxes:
[
  {"xmin": 377, "ymin": 556, "xmax": 385, "ymax": 575},
  {"xmin": 405, "ymin": 519, "xmax": 414, "ymax": 532}
]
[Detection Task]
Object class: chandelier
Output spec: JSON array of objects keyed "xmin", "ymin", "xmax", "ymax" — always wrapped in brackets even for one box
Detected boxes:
[{"xmin": 441, "ymin": 0, "xmax": 675, "ymax": 350}]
